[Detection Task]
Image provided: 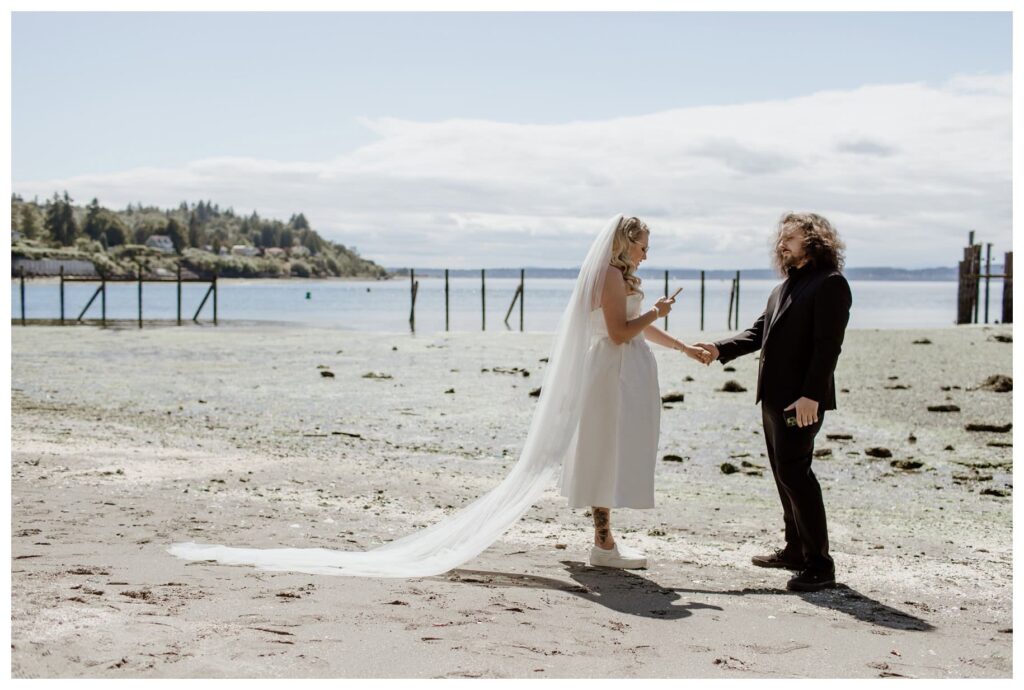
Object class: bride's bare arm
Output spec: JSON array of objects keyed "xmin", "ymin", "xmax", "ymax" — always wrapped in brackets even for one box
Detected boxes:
[
  {"xmin": 642, "ymin": 323, "xmax": 684, "ymax": 350},
  {"xmin": 643, "ymin": 323, "xmax": 713, "ymax": 363},
  {"xmin": 601, "ymin": 269, "xmax": 661, "ymax": 345}
]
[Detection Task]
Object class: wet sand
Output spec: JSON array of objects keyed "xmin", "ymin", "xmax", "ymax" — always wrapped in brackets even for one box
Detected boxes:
[{"xmin": 9, "ymin": 323, "xmax": 1013, "ymax": 678}]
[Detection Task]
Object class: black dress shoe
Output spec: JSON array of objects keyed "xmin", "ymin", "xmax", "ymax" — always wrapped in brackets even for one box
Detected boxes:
[
  {"xmin": 751, "ymin": 548, "xmax": 806, "ymax": 570},
  {"xmin": 786, "ymin": 568, "xmax": 837, "ymax": 592}
]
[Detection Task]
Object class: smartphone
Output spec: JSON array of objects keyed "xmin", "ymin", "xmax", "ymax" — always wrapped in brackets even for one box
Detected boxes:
[
  {"xmin": 784, "ymin": 408, "xmax": 798, "ymax": 427},
  {"xmin": 669, "ymin": 286, "xmax": 683, "ymax": 300}
]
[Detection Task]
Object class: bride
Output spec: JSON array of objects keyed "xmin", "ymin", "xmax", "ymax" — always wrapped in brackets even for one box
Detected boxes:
[
  {"xmin": 169, "ymin": 214, "xmax": 710, "ymax": 577},
  {"xmin": 562, "ymin": 215, "xmax": 711, "ymax": 569}
]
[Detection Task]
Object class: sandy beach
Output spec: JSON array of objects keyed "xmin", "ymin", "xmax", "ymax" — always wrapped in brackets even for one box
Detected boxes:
[{"xmin": 9, "ymin": 322, "xmax": 1013, "ymax": 678}]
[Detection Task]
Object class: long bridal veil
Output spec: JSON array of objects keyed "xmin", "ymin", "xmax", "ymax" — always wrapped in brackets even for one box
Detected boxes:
[{"xmin": 168, "ymin": 214, "xmax": 624, "ymax": 577}]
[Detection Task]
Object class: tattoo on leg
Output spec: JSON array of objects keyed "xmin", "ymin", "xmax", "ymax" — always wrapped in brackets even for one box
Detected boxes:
[{"xmin": 593, "ymin": 507, "xmax": 611, "ymax": 546}]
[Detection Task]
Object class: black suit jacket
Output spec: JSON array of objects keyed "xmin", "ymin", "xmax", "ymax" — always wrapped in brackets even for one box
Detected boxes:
[{"xmin": 714, "ymin": 268, "xmax": 852, "ymax": 410}]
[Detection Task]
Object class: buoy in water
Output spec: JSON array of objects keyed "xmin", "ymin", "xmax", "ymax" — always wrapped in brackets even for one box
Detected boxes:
[{"xmin": 306, "ymin": 292, "xmax": 311, "ymax": 300}]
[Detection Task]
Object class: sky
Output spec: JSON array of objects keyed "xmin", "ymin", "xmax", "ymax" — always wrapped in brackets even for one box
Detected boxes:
[{"xmin": 11, "ymin": 11, "xmax": 1013, "ymax": 269}]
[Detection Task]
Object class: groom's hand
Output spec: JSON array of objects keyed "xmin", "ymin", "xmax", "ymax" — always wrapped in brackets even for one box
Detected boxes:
[
  {"xmin": 785, "ymin": 397, "xmax": 819, "ymax": 427},
  {"xmin": 694, "ymin": 342, "xmax": 719, "ymax": 365}
]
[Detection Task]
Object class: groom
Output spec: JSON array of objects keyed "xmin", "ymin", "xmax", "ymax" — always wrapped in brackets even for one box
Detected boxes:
[{"xmin": 697, "ymin": 212, "xmax": 852, "ymax": 592}]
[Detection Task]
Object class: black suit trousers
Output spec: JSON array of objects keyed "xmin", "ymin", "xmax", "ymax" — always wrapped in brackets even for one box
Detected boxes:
[{"xmin": 761, "ymin": 403, "xmax": 833, "ymax": 572}]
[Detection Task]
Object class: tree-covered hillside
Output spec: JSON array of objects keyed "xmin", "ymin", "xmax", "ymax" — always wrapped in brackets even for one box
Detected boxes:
[{"xmin": 11, "ymin": 192, "xmax": 389, "ymax": 279}]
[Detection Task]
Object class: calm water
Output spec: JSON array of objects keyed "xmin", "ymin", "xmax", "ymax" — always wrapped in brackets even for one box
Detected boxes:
[{"xmin": 12, "ymin": 276, "xmax": 1005, "ymax": 332}]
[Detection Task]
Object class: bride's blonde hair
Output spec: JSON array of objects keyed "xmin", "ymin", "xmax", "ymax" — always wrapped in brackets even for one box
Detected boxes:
[{"xmin": 610, "ymin": 216, "xmax": 648, "ymax": 296}]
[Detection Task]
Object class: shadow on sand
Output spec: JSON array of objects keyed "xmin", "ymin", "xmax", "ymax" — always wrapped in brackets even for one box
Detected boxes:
[{"xmin": 441, "ymin": 561, "xmax": 934, "ymax": 630}]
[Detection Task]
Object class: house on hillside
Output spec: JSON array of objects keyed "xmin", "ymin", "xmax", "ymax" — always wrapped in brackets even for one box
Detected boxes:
[
  {"xmin": 264, "ymin": 247, "xmax": 286, "ymax": 258},
  {"xmin": 145, "ymin": 235, "xmax": 175, "ymax": 253},
  {"xmin": 231, "ymin": 245, "xmax": 259, "ymax": 257}
]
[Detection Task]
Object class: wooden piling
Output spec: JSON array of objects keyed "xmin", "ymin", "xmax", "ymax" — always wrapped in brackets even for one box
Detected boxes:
[
  {"xmin": 59, "ymin": 266, "xmax": 65, "ymax": 324},
  {"xmin": 444, "ymin": 269, "xmax": 450, "ymax": 331},
  {"xmin": 663, "ymin": 270, "xmax": 669, "ymax": 329},
  {"xmin": 504, "ymin": 286, "xmax": 522, "ymax": 328},
  {"xmin": 409, "ymin": 269, "xmax": 416, "ymax": 331},
  {"xmin": 177, "ymin": 263, "xmax": 182, "ymax": 325},
  {"xmin": 481, "ymin": 269, "xmax": 486, "ymax": 331},
  {"xmin": 193, "ymin": 282, "xmax": 214, "ymax": 322},
  {"xmin": 101, "ymin": 272, "xmax": 106, "ymax": 327},
  {"xmin": 734, "ymin": 270, "xmax": 741, "ymax": 329},
  {"xmin": 957, "ymin": 244, "xmax": 982, "ymax": 324},
  {"xmin": 700, "ymin": 270, "xmax": 705, "ymax": 331},
  {"xmin": 973, "ymin": 246, "xmax": 981, "ymax": 324},
  {"xmin": 212, "ymin": 270, "xmax": 218, "ymax": 325},
  {"xmin": 77, "ymin": 285, "xmax": 102, "ymax": 322},
  {"xmin": 1003, "ymin": 252, "xmax": 1013, "ymax": 324},
  {"xmin": 519, "ymin": 268, "xmax": 524, "ymax": 332},
  {"xmin": 984, "ymin": 243, "xmax": 992, "ymax": 324},
  {"xmin": 957, "ymin": 255, "xmax": 972, "ymax": 325},
  {"xmin": 410, "ymin": 280, "xmax": 419, "ymax": 332},
  {"xmin": 138, "ymin": 263, "xmax": 143, "ymax": 328},
  {"xmin": 727, "ymin": 277, "xmax": 736, "ymax": 329},
  {"xmin": 20, "ymin": 266, "xmax": 25, "ymax": 326}
]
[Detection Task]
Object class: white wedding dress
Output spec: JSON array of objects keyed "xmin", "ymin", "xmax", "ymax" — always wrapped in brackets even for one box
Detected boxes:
[
  {"xmin": 560, "ymin": 292, "xmax": 660, "ymax": 509},
  {"xmin": 168, "ymin": 214, "xmax": 643, "ymax": 577}
]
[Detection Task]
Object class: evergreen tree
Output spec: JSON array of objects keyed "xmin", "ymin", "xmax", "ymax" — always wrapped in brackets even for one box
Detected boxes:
[
  {"xmin": 44, "ymin": 191, "xmax": 79, "ymax": 245},
  {"xmin": 290, "ymin": 212, "xmax": 310, "ymax": 230},
  {"xmin": 104, "ymin": 220, "xmax": 127, "ymax": 247},
  {"xmin": 166, "ymin": 218, "xmax": 187, "ymax": 253},
  {"xmin": 11, "ymin": 197, "xmax": 20, "ymax": 235},
  {"xmin": 61, "ymin": 191, "xmax": 78, "ymax": 244},
  {"xmin": 300, "ymin": 229, "xmax": 322, "ymax": 254},
  {"xmin": 86, "ymin": 209, "xmax": 129, "ymax": 248},
  {"xmin": 19, "ymin": 204, "xmax": 42, "ymax": 239},
  {"xmin": 44, "ymin": 195, "xmax": 61, "ymax": 243},
  {"xmin": 260, "ymin": 222, "xmax": 280, "ymax": 248},
  {"xmin": 188, "ymin": 211, "xmax": 201, "ymax": 248},
  {"xmin": 84, "ymin": 198, "xmax": 103, "ymax": 240}
]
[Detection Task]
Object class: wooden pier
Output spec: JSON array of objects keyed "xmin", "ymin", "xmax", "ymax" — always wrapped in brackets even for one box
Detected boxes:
[
  {"xmin": 957, "ymin": 231, "xmax": 1012, "ymax": 325},
  {"xmin": 15, "ymin": 263, "xmax": 218, "ymax": 327},
  {"xmin": 407, "ymin": 268, "xmax": 729, "ymax": 334}
]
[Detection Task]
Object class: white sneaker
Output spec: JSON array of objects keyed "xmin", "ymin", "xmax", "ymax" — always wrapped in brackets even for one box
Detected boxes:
[{"xmin": 589, "ymin": 542, "xmax": 647, "ymax": 569}]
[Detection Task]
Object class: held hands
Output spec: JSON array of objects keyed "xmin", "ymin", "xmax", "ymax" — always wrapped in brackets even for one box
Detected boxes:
[
  {"xmin": 694, "ymin": 342, "xmax": 719, "ymax": 366},
  {"xmin": 785, "ymin": 397, "xmax": 819, "ymax": 427},
  {"xmin": 680, "ymin": 344, "xmax": 714, "ymax": 365}
]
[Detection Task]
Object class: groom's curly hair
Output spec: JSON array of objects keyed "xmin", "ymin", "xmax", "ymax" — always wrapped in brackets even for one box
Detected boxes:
[{"xmin": 771, "ymin": 212, "xmax": 846, "ymax": 276}]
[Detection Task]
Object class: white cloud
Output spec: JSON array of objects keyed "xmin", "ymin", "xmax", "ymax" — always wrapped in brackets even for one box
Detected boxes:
[{"xmin": 15, "ymin": 74, "xmax": 1011, "ymax": 269}]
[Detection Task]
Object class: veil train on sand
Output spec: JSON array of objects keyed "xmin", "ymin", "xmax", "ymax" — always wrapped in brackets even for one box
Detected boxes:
[{"xmin": 168, "ymin": 215, "xmax": 624, "ymax": 577}]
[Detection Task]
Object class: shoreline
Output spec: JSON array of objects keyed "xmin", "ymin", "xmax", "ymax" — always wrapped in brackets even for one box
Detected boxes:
[{"xmin": 5, "ymin": 317, "xmax": 1008, "ymax": 333}]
